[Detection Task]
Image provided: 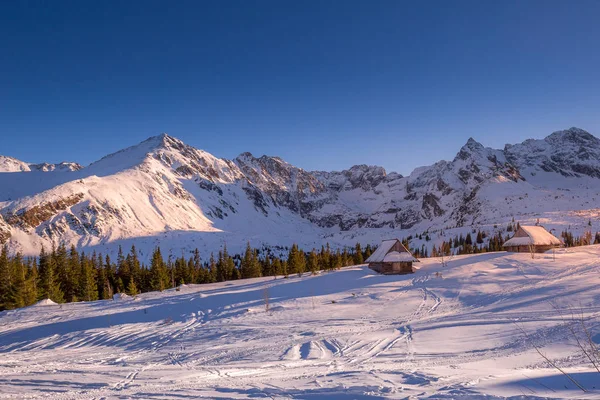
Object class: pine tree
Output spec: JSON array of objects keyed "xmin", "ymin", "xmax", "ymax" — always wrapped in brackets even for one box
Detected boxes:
[
  {"xmin": 10, "ymin": 253, "xmax": 26, "ymax": 308},
  {"xmin": 241, "ymin": 242, "xmax": 254, "ymax": 279},
  {"xmin": 116, "ymin": 245, "xmax": 131, "ymax": 291},
  {"xmin": 308, "ymin": 249, "xmax": 319, "ymax": 275},
  {"xmin": 103, "ymin": 255, "xmax": 114, "ymax": 298},
  {"xmin": 126, "ymin": 278, "xmax": 139, "ymax": 296},
  {"xmin": 260, "ymin": 256, "xmax": 270, "ymax": 277},
  {"xmin": 95, "ymin": 252, "xmax": 108, "ymax": 299},
  {"xmin": 226, "ymin": 254, "xmax": 237, "ymax": 280},
  {"xmin": 0, "ymin": 245, "xmax": 13, "ymax": 310},
  {"xmin": 149, "ymin": 247, "xmax": 168, "ymax": 291},
  {"xmin": 354, "ymin": 243, "xmax": 364, "ymax": 264},
  {"xmin": 38, "ymin": 247, "xmax": 64, "ymax": 303},
  {"xmin": 66, "ymin": 245, "xmax": 81, "ymax": 302},
  {"xmin": 476, "ymin": 230, "xmax": 483, "ymax": 244},
  {"xmin": 52, "ymin": 245, "xmax": 69, "ymax": 301},
  {"xmin": 272, "ymin": 257, "xmax": 282, "ymax": 276},
  {"xmin": 333, "ymin": 249, "xmax": 343, "ymax": 270},
  {"xmin": 342, "ymin": 248, "xmax": 350, "ymax": 267},
  {"xmin": 79, "ymin": 254, "xmax": 98, "ymax": 302},
  {"xmin": 364, "ymin": 244, "xmax": 372, "ymax": 260},
  {"xmin": 128, "ymin": 245, "xmax": 142, "ymax": 290},
  {"xmin": 23, "ymin": 259, "xmax": 38, "ymax": 306},
  {"xmin": 192, "ymin": 248, "xmax": 202, "ymax": 283},
  {"xmin": 208, "ymin": 253, "xmax": 217, "ymax": 283},
  {"xmin": 287, "ymin": 244, "xmax": 305, "ymax": 276}
]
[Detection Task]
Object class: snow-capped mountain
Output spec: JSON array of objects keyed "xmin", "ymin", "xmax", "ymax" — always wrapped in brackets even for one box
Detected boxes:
[
  {"xmin": 0, "ymin": 155, "xmax": 82, "ymax": 173},
  {"xmin": 1, "ymin": 127, "xmax": 599, "ymax": 258}
]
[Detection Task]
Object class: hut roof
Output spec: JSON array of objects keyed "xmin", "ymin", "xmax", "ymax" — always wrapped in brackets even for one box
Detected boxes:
[
  {"xmin": 383, "ymin": 251, "xmax": 418, "ymax": 263},
  {"xmin": 366, "ymin": 239, "xmax": 418, "ymax": 263},
  {"xmin": 503, "ymin": 225, "xmax": 562, "ymax": 247}
]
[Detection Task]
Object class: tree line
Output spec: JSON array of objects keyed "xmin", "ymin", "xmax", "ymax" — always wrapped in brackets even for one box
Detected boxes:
[
  {"xmin": 2, "ymin": 224, "xmax": 598, "ymax": 311},
  {"xmin": 0, "ymin": 242, "xmax": 373, "ymax": 311}
]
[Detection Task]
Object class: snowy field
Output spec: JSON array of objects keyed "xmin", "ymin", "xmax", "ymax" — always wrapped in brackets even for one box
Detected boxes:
[{"xmin": 1, "ymin": 247, "xmax": 600, "ymax": 399}]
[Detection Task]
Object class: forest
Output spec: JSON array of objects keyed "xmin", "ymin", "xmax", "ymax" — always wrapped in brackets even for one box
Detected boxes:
[{"xmin": 1, "ymin": 223, "xmax": 598, "ymax": 311}]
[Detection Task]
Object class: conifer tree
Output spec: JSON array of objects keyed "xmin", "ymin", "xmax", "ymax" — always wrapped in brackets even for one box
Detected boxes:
[
  {"xmin": 149, "ymin": 247, "xmax": 168, "ymax": 291},
  {"xmin": 207, "ymin": 252, "xmax": 217, "ymax": 283},
  {"xmin": 53, "ymin": 244, "xmax": 70, "ymax": 300},
  {"xmin": 272, "ymin": 257, "xmax": 282, "ymax": 276},
  {"xmin": 476, "ymin": 230, "xmax": 484, "ymax": 244},
  {"xmin": 250, "ymin": 249, "xmax": 261, "ymax": 278},
  {"xmin": 282, "ymin": 259, "xmax": 289, "ymax": 278},
  {"xmin": 333, "ymin": 249, "xmax": 343, "ymax": 270},
  {"xmin": 66, "ymin": 245, "xmax": 81, "ymax": 302},
  {"xmin": 10, "ymin": 252, "xmax": 26, "ymax": 308},
  {"xmin": 241, "ymin": 242, "xmax": 254, "ymax": 279},
  {"xmin": 261, "ymin": 256, "xmax": 273, "ymax": 277},
  {"xmin": 95, "ymin": 252, "xmax": 107, "ymax": 299},
  {"xmin": 0, "ymin": 245, "xmax": 13, "ymax": 310},
  {"xmin": 308, "ymin": 249, "xmax": 318, "ymax": 275},
  {"xmin": 38, "ymin": 247, "xmax": 64, "ymax": 303},
  {"xmin": 79, "ymin": 254, "xmax": 98, "ymax": 302},
  {"xmin": 103, "ymin": 255, "xmax": 114, "ymax": 298},
  {"xmin": 354, "ymin": 243, "xmax": 364, "ymax": 264},
  {"xmin": 126, "ymin": 277, "xmax": 139, "ymax": 296},
  {"xmin": 192, "ymin": 248, "xmax": 202, "ymax": 283},
  {"xmin": 23, "ymin": 259, "xmax": 38, "ymax": 306},
  {"xmin": 364, "ymin": 244, "xmax": 372, "ymax": 260}
]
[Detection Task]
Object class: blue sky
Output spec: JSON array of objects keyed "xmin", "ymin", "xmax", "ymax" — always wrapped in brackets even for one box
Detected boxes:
[{"xmin": 1, "ymin": 1, "xmax": 600, "ymax": 175}]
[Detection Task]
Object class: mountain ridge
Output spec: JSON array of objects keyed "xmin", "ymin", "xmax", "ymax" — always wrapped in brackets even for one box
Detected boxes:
[{"xmin": 1, "ymin": 127, "xmax": 599, "ymax": 259}]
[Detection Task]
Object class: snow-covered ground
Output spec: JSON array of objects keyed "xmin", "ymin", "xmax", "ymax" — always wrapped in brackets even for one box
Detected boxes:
[{"xmin": 1, "ymin": 247, "xmax": 600, "ymax": 399}]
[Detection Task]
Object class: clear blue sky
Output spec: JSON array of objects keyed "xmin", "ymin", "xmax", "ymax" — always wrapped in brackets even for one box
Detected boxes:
[{"xmin": 2, "ymin": 1, "xmax": 600, "ymax": 175}]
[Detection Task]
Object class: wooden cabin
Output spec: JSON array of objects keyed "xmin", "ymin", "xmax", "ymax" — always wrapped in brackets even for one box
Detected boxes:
[
  {"xmin": 503, "ymin": 225, "xmax": 562, "ymax": 253},
  {"xmin": 366, "ymin": 239, "xmax": 418, "ymax": 275}
]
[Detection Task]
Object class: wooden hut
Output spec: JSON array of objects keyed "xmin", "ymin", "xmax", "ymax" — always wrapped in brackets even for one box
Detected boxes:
[
  {"xmin": 366, "ymin": 239, "xmax": 418, "ymax": 275},
  {"xmin": 503, "ymin": 225, "xmax": 562, "ymax": 253}
]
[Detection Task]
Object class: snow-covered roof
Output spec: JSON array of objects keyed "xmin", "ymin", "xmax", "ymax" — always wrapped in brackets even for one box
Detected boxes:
[
  {"xmin": 366, "ymin": 239, "xmax": 417, "ymax": 263},
  {"xmin": 503, "ymin": 225, "xmax": 562, "ymax": 247},
  {"xmin": 383, "ymin": 251, "xmax": 418, "ymax": 263}
]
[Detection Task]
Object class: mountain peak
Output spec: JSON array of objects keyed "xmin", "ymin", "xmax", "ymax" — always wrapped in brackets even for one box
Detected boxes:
[
  {"xmin": 545, "ymin": 127, "xmax": 598, "ymax": 145},
  {"xmin": 454, "ymin": 137, "xmax": 486, "ymax": 161},
  {"xmin": 143, "ymin": 133, "xmax": 182, "ymax": 149}
]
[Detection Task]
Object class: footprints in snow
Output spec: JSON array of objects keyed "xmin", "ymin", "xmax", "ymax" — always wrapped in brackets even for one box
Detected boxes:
[
  {"xmin": 281, "ymin": 330, "xmax": 412, "ymax": 364},
  {"xmin": 282, "ymin": 339, "xmax": 341, "ymax": 361}
]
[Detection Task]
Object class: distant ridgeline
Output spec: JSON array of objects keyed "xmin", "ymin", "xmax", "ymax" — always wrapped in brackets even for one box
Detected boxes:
[{"xmin": 1, "ymin": 223, "xmax": 598, "ymax": 311}]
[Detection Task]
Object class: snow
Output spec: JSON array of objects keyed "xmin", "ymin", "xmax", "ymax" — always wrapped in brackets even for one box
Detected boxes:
[
  {"xmin": 2, "ymin": 247, "xmax": 600, "ymax": 399},
  {"xmin": 112, "ymin": 293, "xmax": 131, "ymax": 301},
  {"xmin": 365, "ymin": 239, "xmax": 399, "ymax": 262},
  {"xmin": 1, "ymin": 129, "xmax": 600, "ymax": 262},
  {"xmin": 32, "ymin": 298, "xmax": 57, "ymax": 306},
  {"xmin": 383, "ymin": 250, "xmax": 417, "ymax": 262},
  {"xmin": 503, "ymin": 225, "xmax": 563, "ymax": 247}
]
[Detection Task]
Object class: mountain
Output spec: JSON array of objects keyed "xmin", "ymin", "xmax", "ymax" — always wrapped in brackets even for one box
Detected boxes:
[
  {"xmin": 1, "ymin": 128, "xmax": 599, "ymax": 259},
  {"xmin": 0, "ymin": 155, "xmax": 82, "ymax": 173}
]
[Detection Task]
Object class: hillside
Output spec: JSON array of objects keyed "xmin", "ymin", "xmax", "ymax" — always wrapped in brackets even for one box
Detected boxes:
[
  {"xmin": 1, "ymin": 128, "xmax": 600, "ymax": 258},
  {"xmin": 1, "ymin": 247, "xmax": 599, "ymax": 399}
]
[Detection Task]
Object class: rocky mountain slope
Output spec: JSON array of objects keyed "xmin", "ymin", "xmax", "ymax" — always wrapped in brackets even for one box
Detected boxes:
[{"xmin": 1, "ymin": 127, "xmax": 599, "ymax": 258}]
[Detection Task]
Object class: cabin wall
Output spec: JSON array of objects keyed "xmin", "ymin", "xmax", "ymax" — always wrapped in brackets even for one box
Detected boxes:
[
  {"xmin": 505, "ymin": 244, "xmax": 558, "ymax": 253},
  {"xmin": 369, "ymin": 261, "xmax": 413, "ymax": 275}
]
